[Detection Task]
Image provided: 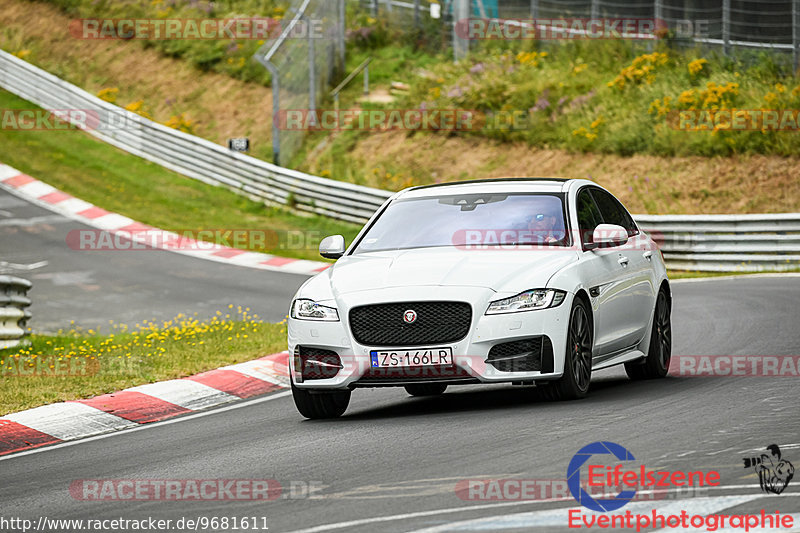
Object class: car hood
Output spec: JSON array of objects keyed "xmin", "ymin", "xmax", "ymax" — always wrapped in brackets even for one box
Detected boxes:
[{"xmin": 314, "ymin": 247, "xmax": 578, "ymax": 297}]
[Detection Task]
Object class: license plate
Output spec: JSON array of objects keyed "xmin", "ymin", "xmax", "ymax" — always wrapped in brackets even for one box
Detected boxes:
[{"xmin": 370, "ymin": 348, "xmax": 453, "ymax": 368}]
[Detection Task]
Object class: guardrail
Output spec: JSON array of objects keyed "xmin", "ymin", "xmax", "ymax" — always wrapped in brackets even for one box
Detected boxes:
[
  {"xmin": 0, "ymin": 50, "xmax": 392, "ymax": 225},
  {"xmin": 1, "ymin": 50, "xmax": 798, "ymax": 272},
  {"xmin": 0, "ymin": 276, "xmax": 32, "ymax": 349},
  {"xmin": 636, "ymin": 214, "xmax": 800, "ymax": 272}
]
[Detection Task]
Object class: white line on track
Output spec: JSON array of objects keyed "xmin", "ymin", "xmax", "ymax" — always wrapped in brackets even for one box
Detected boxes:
[{"xmin": 0, "ymin": 390, "xmax": 291, "ymax": 463}]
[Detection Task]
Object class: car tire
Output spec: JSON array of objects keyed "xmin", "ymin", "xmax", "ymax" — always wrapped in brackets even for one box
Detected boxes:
[
  {"xmin": 625, "ymin": 289, "xmax": 671, "ymax": 380},
  {"xmin": 404, "ymin": 383, "xmax": 448, "ymax": 397},
  {"xmin": 539, "ymin": 297, "xmax": 593, "ymax": 401},
  {"xmin": 291, "ymin": 382, "xmax": 351, "ymax": 419}
]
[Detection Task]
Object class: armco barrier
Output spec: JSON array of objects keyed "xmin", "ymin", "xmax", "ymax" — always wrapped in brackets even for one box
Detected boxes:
[
  {"xmin": 0, "ymin": 50, "xmax": 798, "ymax": 272},
  {"xmin": 0, "ymin": 50, "xmax": 392, "ymax": 225},
  {"xmin": 635, "ymin": 214, "xmax": 800, "ymax": 272},
  {"xmin": 0, "ymin": 276, "xmax": 32, "ymax": 349}
]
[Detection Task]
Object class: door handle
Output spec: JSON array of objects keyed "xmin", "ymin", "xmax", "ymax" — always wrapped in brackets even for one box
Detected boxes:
[
  {"xmin": 618, "ymin": 256, "xmax": 629, "ymax": 266},
  {"xmin": 643, "ymin": 251, "xmax": 653, "ymax": 261}
]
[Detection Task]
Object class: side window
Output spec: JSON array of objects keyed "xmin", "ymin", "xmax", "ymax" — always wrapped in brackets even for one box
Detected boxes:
[
  {"xmin": 576, "ymin": 188, "xmax": 602, "ymax": 245},
  {"xmin": 590, "ymin": 189, "xmax": 639, "ymax": 237}
]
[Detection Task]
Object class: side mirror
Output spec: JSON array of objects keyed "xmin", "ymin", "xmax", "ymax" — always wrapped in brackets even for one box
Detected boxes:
[
  {"xmin": 319, "ymin": 235, "xmax": 346, "ymax": 259},
  {"xmin": 585, "ymin": 224, "xmax": 628, "ymax": 250}
]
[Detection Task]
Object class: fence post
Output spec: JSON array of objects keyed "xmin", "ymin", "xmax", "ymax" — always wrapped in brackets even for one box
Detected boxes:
[
  {"xmin": 308, "ymin": 20, "xmax": 316, "ymax": 121},
  {"xmin": 654, "ymin": 0, "xmax": 662, "ymax": 25},
  {"xmin": 452, "ymin": 0, "xmax": 470, "ymax": 61},
  {"xmin": 530, "ymin": 0, "xmax": 539, "ymax": 19},
  {"xmin": 269, "ymin": 65, "xmax": 280, "ymax": 164},
  {"xmin": 794, "ymin": 0, "xmax": 799, "ymax": 73},
  {"xmin": 722, "ymin": 0, "xmax": 731, "ymax": 56},
  {"xmin": 339, "ymin": 0, "xmax": 346, "ymax": 74},
  {"xmin": 414, "ymin": 0, "xmax": 421, "ymax": 29},
  {"xmin": 591, "ymin": 0, "xmax": 599, "ymax": 21},
  {"xmin": 373, "ymin": 0, "xmax": 378, "ymax": 17}
]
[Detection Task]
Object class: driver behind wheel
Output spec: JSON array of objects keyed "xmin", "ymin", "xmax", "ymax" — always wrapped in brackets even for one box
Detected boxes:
[{"xmin": 526, "ymin": 207, "xmax": 565, "ymax": 243}]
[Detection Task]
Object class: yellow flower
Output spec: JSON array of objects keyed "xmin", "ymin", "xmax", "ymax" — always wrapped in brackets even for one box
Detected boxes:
[
  {"xmin": 124, "ymin": 100, "xmax": 151, "ymax": 119},
  {"xmin": 572, "ymin": 63, "xmax": 588, "ymax": 76},
  {"xmin": 688, "ymin": 58, "xmax": 708, "ymax": 76},
  {"xmin": 97, "ymin": 88, "xmax": 119, "ymax": 104},
  {"xmin": 516, "ymin": 51, "xmax": 544, "ymax": 67},
  {"xmin": 608, "ymin": 53, "xmax": 668, "ymax": 90},
  {"xmin": 678, "ymin": 90, "xmax": 697, "ymax": 107},
  {"xmin": 648, "ymin": 96, "xmax": 671, "ymax": 117}
]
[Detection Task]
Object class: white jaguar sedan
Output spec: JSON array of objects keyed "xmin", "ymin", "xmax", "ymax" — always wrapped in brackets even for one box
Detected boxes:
[{"xmin": 287, "ymin": 178, "xmax": 671, "ymax": 419}]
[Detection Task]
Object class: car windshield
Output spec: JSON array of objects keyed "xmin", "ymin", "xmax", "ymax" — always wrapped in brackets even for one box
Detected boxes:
[{"xmin": 353, "ymin": 192, "xmax": 568, "ymax": 254}]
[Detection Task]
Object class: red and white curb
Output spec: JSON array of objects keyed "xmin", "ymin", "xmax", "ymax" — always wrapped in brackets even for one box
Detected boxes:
[
  {"xmin": 0, "ymin": 352, "xmax": 290, "ymax": 456},
  {"xmin": 0, "ymin": 163, "xmax": 330, "ymax": 276}
]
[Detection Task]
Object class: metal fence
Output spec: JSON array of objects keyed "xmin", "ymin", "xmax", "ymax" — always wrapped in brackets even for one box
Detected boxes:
[
  {"xmin": 0, "ymin": 276, "xmax": 31, "ymax": 350},
  {"xmin": 363, "ymin": 0, "xmax": 800, "ymax": 66},
  {"xmin": 636, "ymin": 214, "xmax": 800, "ymax": 272},
  {"xmin": 0, "ymin": 49, "xmax": 391, "ymax": 225},
  {"xmin": 1, "ymin": 49, "xmax": 798, "ymax": 272},
  {"xmin": 254, "ymin": 0, "xmax": 346, "ymax": 166}
]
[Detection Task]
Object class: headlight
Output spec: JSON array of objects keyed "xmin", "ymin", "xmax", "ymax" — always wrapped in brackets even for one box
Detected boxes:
[
  {"xmin": 485, "ymin": 289, "xmax": 566, "ymax": 315},
  {"xmin": 291, "ymin": 299, "xmax": 340, "ymax": 321}
]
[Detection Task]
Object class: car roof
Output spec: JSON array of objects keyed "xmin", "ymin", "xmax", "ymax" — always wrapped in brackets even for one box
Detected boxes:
[{"xmin": 399, "ymin": 177, "xmax": 584, "ymax": 199}]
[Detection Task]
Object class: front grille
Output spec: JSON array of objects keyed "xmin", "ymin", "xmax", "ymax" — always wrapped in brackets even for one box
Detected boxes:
[
  {"xmin": 487, "ymin": 337, "xmax": 546, "ymax": 372},
  {"xmin": 295, "ymin": 346, "xmax": 342, "ymax": 380},
  {"xmin": 349, "ymin": 301, "xmax": 472, "ymax": 346}
]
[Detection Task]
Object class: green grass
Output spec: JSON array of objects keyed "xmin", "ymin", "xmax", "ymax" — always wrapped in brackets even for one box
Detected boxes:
[
  {"xmin": 0, "ymin": 88, "xmax": 362, "ymax": 261},
  {"xmin": 0, "ymin": 308, "xmax": 287, "ymax": 415}
]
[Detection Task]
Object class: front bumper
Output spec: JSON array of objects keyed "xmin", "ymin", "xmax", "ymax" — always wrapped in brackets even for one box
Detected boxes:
[{"xmin": 288, "ymin": 287, "xmax": 573, "ymax": 390}]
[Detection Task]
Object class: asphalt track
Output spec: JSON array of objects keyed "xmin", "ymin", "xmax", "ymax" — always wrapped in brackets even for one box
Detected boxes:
[
  {"xmin": 2, "ymin": 186, "xmax": 799, "ymax": 532},
  {"xmin": 0, "ymin": 187, "xmax": 308, "ymax": 330}
]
